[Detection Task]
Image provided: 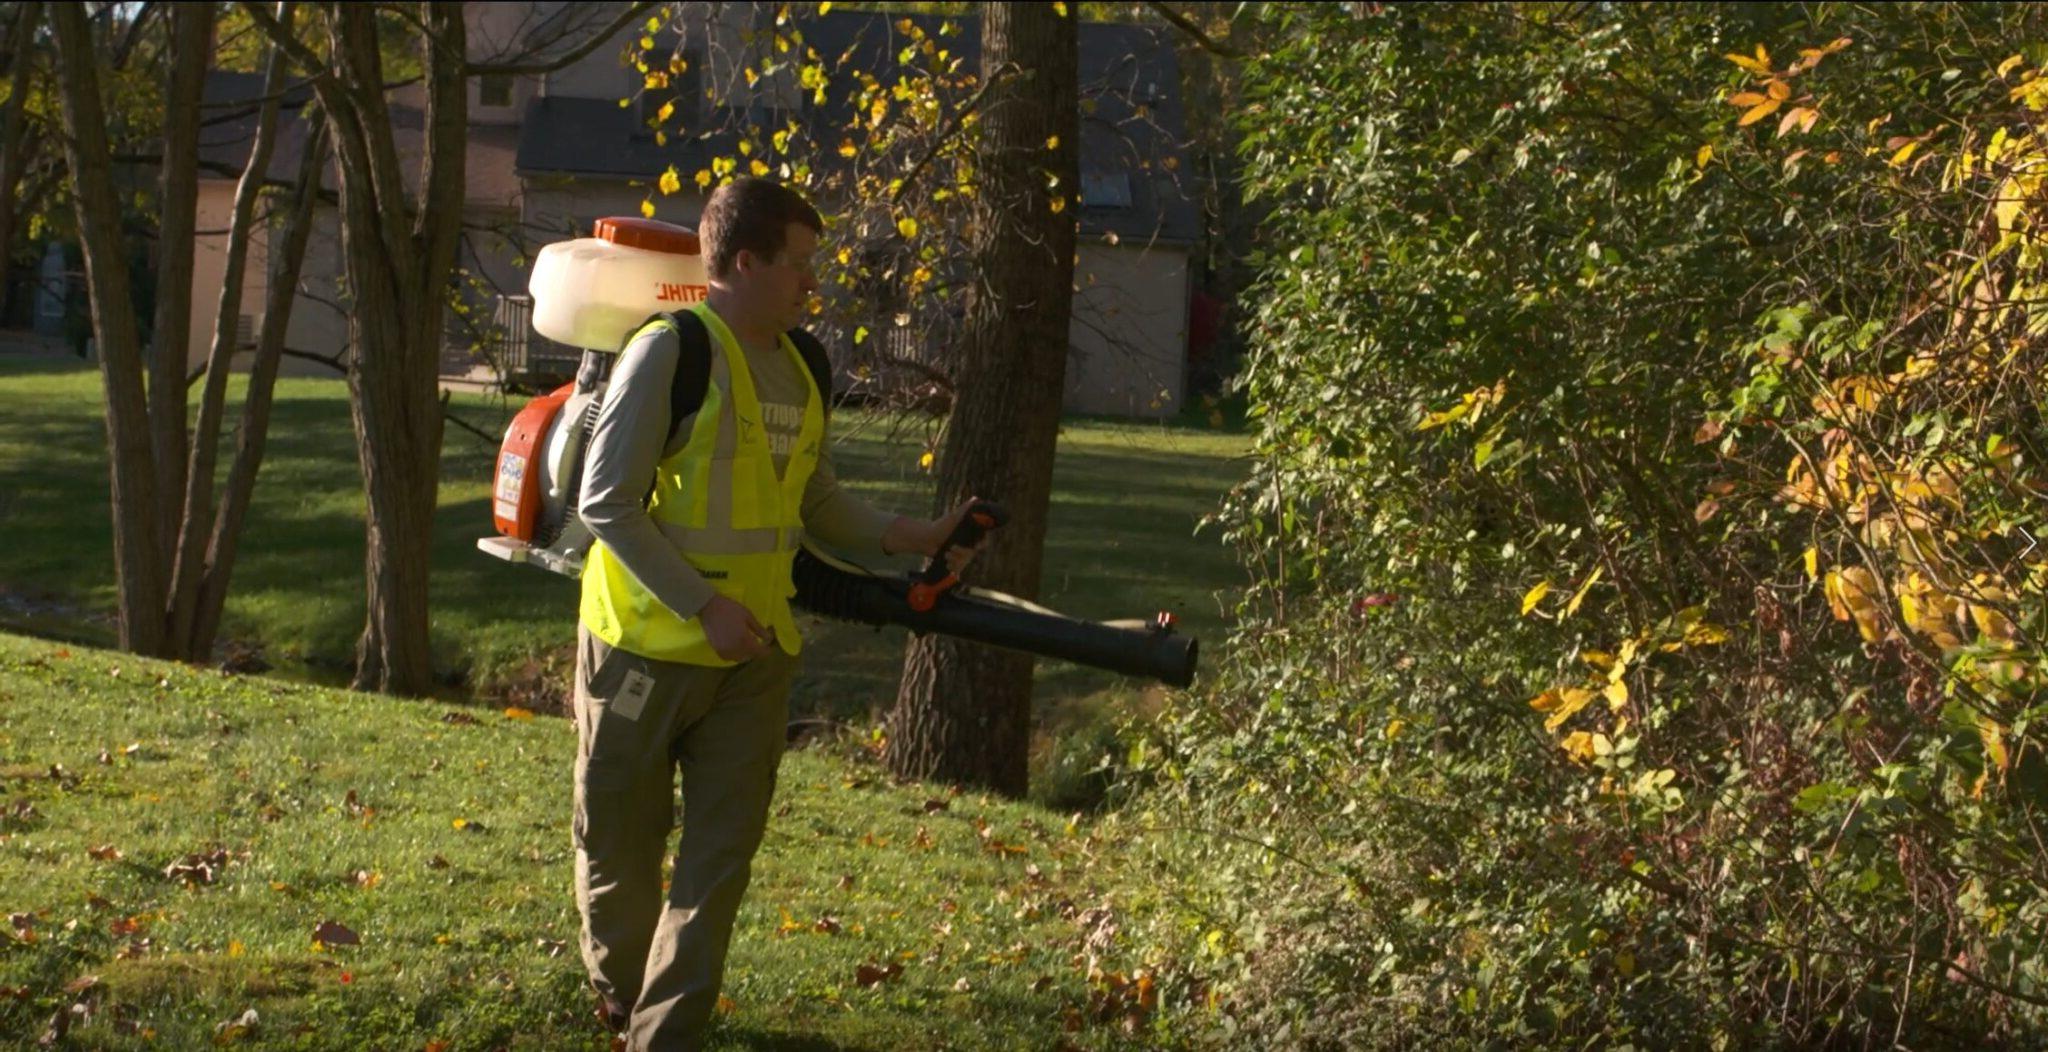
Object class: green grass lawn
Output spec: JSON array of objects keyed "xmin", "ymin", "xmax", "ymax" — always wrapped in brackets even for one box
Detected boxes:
[
  {"xmin": 0, "ymin": 358, "xmax": 1249, "ymax": 805},
  {"xmin": 0, "ymin": 630, "xmax": 1183, "ymax": 1050}
]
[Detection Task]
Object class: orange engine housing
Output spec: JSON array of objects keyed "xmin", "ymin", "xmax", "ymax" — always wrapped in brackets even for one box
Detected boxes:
[{"xmin": 492, "ymin": 383, "xmax": 575, "ymax": 541}]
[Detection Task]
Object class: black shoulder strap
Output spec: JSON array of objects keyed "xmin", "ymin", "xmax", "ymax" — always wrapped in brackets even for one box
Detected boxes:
[
  {"xmin": 656, "ymin": 310, "xmax": 711, "ymax": 448},
  {"xmin": 659, "ymin": 311, "xmax": 835, "ymax": 447}
]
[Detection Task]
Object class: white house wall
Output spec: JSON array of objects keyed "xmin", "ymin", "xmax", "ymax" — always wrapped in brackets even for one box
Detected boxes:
[
  {"xmin": 1066, "ymin": 242, "xmax": 1189, "ymax": 419},
  {"xmin": 186, "ymin": 181, "xmax": 270, "ymax": 375}
]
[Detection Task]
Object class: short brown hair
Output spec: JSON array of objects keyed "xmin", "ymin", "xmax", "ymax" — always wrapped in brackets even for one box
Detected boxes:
[{"xmin": 699, "ymin": 178, "xmax": 823, "ymax": 279}]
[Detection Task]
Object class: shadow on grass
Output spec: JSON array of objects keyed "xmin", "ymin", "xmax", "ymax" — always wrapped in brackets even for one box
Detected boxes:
[{"xmin": 2, "ymin": 361, "xmax": 1245, "ymax": 724}]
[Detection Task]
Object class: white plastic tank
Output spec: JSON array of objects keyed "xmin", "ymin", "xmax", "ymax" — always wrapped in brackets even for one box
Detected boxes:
[{"xmin": 529, "ymin": 217, "xmax": 709, "ymax": 353}]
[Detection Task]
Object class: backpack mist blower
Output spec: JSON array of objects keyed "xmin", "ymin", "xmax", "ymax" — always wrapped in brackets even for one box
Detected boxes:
[{"xmin": 474, "ymin": 217, "xmax": 1198, "ymax": 689}]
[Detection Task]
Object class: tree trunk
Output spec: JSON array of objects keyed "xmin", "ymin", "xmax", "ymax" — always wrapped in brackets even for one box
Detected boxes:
[
  {"xmin": 316, "ymin": 2, "xmax": 461, "ymax": 696},
  {"xmin": 191, "ymin": 117, "xmax": 327, "ymax": 659},
  {"xmin": 0, "ymin": 1, "xmax": 42, "ymax": 321},
  {"xmin": 50, "ymin": 3, "xmax": 168, "ymax": 655},
  {"xmin": 147, "ymin": 3, "xmax": 213, "ymax": 571},
  {"xmin": 884, "ymin": 2, "xmax": 1079, "ymax": 797},
  {"xmin": 174, "ymin": 4, "xmax": 302, "ymax": 658}
]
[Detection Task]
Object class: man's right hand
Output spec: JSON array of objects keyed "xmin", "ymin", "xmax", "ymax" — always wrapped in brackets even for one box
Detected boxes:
[{"xmin": 699, "ymin": 594, "xmax": 774, "ymax": 662}]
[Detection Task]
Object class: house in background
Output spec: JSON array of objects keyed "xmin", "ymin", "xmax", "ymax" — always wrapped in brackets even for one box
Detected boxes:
[{"xmin": 190, "ymin": 2, "xmax": 1201, "ymax": 419}]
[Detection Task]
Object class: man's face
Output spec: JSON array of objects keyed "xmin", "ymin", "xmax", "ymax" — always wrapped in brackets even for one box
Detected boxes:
[{"xmin": 735, "ymin": 222, "xmax": 819, "ymax": 334}]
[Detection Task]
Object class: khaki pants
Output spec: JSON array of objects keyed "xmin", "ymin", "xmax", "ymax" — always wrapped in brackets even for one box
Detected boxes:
[{"xmin": 572, "ymin": 624, "xmax": 798, "ymax": 1052}]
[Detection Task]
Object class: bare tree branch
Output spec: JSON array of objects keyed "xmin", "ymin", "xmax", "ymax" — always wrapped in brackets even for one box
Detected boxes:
[
  {"xmin": 1143, "ymin": 1, "xmax": 1240, "ymax": 59},
  {"xmin": 439, "ymin": 388, "xmax": 499, "ymax": 448},
  {"xmin": 892, "ymin": 60, "xmax": 1021, "ymax": 206},
  {"xmin": 467, "ymin": 0, "xmax": 662, "ymax": 77},
  {"xmin": 235, "ymin": 1, "xmax": 333, "ymax": 85}
]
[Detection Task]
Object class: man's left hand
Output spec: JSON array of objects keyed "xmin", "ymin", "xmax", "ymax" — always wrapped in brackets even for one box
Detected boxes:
[
  {"xmin": 885, "ymin": 498, "xmax": 992, "ymax": 574},
  {"xmin": 929, "ymin": 498, "xmax": 991, "ymax": 575}
]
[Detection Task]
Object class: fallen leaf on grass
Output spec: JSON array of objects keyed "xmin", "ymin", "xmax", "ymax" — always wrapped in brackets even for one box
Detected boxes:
[
  {"xmin": 0, "ymin": 984, "xmax": 30, "ymax": 1000},
  {"xmin": 502, "ymin": 707, "xmax": 535, "ymax": 721},
  {"xmin": 165, "ymin": 848, "xmax": 231, "ymax": 885},
  {"xmin": 855, "ymin": 961, "xmax": 904, "ymax": 988},
  {"xmin": 109, "ymin": 916, "xmax": 145, "ymax": 937},
  {"xmin": 441, "ymin": 712, "xmax": 477, "ymax": 726},
  {"xmin": 836, "ymin": 873, "xmax": 855, "ymax": 891},
  {"xmin": 351, "ymin": 870, "xmax": 382, "ymax": 890},
  {"xmin": 813, "ymin": 916, "xmax": 842, "ymax": 935},
  {"xmin": 213, "ymin": 1007, "xmax": 259, "ymax": 1044},
  {"xmin": 426, "ymin": 854, "xmax": 450, "ymax": 870},
  {"xmin": 312, "ymin": 920, "xmax": 360, "ymax": 947},
  {"xmin": 88, "ymin": 844, "xmax": 123, "ymax": 862},
  {"xmin": 922, "ymin": 798, "xmax": 949, "ymax": 813},
  {"xmin": 715, "ymin": 995, "xmax": 737, "ymax": 1015}
]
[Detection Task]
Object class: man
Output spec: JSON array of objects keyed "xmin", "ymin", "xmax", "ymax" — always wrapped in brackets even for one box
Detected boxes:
[{"xmin": 572, "ymin": 178, "xmax": 984, "ymax": 1050}]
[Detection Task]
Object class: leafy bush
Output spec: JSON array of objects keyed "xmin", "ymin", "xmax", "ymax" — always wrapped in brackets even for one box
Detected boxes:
[{"xmin": 1120, "ymin": 4, "xmax": 2048, "ymax": 1047}]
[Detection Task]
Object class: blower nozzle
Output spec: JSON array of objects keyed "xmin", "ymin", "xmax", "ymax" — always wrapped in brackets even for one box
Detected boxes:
[{"xmin": 791, "ymin": 544, "xmax": 1198, "ymax": 689}]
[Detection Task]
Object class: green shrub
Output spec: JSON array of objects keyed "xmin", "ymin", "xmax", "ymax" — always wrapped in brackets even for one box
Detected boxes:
[{"xmin": 1123, "ymin": 4, "xmax": 2048, "ymax": 1048}]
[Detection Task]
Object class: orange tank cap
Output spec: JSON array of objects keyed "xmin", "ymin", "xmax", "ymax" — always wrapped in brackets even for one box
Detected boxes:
[{"xmin": 593, "ymin": 217, "xmax": 702, "ymax": 256}]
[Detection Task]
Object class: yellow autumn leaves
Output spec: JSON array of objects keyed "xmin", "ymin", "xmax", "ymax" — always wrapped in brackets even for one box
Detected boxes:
[
  {"xmin": 1417, "ymin": 379, "xmax": 1507, "ymax": 432},
  {"xmin": 1824, "ymin": 562, "xmax": 2024, "ymax": 656},
  {"xmin": 1531, "ymin": 607, "xmax": 1730, "ymax": 763},
  {"xmin": 1722, "ymin": 38, "xmax": 1847, "ymax": 138},
  {"xmin": 1522, "ymin": 565, "xmax": 1604, "ymax": 621}
]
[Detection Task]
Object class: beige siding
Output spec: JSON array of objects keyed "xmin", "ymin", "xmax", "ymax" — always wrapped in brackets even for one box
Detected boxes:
[
  {"xmin": 273, "ymin": 206, "xmax": 350, "ymax": 379},
  {"xmin": 186, "ymin": 181, "xmax": 270, "ymax": 373},
  {"xmin": 1065, "ymin": 243, "xmax": 1189, "ymax": 419}
]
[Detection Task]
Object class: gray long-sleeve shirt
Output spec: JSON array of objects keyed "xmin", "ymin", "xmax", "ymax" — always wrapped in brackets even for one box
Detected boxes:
[{"xmin": 578, "ymin": 320, "xmax": 897, "ymax": 620}]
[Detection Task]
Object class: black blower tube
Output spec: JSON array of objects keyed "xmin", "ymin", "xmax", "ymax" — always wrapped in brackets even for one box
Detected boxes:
[{"xmin": 791, "ymin": 545, "xmax": 1199, "ymax": 689}]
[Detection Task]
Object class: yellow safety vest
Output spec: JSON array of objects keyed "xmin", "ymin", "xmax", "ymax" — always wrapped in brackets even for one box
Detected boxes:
[{"xmin": 578, "ymin": 303, "xmax": 824, "ymax": 666}]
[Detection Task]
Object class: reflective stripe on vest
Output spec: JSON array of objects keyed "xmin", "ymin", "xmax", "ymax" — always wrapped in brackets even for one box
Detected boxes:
[{"xmin": 578, "ymin": 304, "xmax": 824, "ymax": 666}]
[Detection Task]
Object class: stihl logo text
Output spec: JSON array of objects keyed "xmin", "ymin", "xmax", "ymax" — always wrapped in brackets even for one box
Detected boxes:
[{"xmin": 655, "ymin": 283, "xmax": 707, "ymax": 303}]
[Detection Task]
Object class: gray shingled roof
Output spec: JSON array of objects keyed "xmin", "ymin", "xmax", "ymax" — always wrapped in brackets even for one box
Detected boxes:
[{"xmin": 196, "ymin": 70, "xmax": 321, "ymax": 182}]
